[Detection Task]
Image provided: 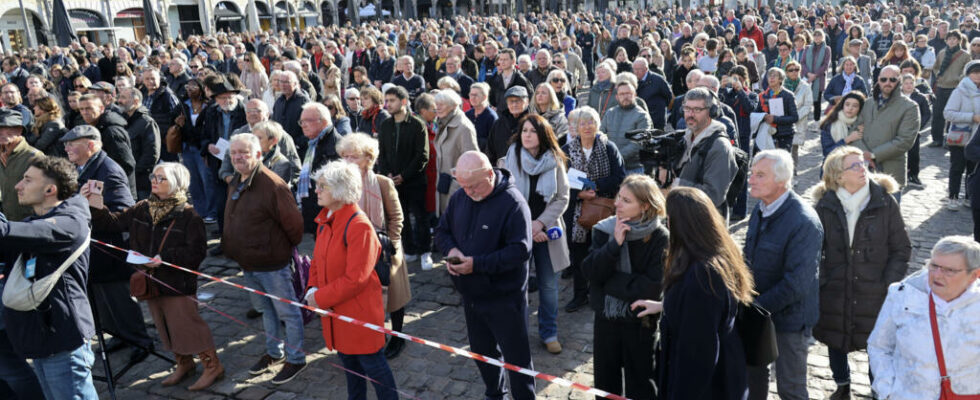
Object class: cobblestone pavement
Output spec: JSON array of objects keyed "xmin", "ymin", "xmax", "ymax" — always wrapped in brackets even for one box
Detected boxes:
[{"xmin": 94, "ymin": 121, "xmax": 971, "ymax": 399}]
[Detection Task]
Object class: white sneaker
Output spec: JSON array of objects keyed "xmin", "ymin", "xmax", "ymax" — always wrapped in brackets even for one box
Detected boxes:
[
  {"xmin": 946, "ymin": 198, "xmax": 961, "ymax": 212},
  {"xmin": 404, "ymin": 254, "xmax": 419, "ymax": 262},
  {"xmin": 420, "ymin": 253, "xmax": 434, "ymax": 271}
]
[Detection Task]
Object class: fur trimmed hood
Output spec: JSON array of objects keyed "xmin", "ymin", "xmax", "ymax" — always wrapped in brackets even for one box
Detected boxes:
[{"xmin": 809, "ymin": 173, "xmax": 899, "ymax": 203}]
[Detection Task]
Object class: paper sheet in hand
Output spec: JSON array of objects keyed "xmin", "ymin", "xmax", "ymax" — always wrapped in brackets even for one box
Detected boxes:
[
  {"xmin": 567, "ymin": 168, "xmax": 588, "ymax": 190},
  {"xmin": 212, "ymin": 138, "xmax": 230, "ymax": 159},
  {"xmin": 126, "ymin": 250, "xmax": 155, "ymax": 265},
  {"xmin": 767, "ymin": 98, "xmax": 785, "ymax": 117}
]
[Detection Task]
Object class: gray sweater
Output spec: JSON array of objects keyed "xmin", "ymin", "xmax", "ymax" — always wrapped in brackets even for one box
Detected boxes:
[
  {"xmin": 675, "ymin": 120, "xmax": 738, "ymax": 214},
  {"xmin": 600, "ymin": 101, "xmax": 652, "ymax": 171}
]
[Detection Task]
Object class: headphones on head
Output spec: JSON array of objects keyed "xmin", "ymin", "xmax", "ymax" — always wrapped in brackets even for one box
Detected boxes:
[{"xmin": 707, "ymin": 90, "xmax": 722, "ymax": 120}]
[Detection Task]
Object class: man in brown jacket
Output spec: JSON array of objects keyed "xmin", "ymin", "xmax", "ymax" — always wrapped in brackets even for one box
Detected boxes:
[
  {"xmin": 0, "ymin": 109, "xmax": 42, "ymax": 222},
  {"xmin": 221, "ymin": 133, "xmax": 307, "ymax": 385}
]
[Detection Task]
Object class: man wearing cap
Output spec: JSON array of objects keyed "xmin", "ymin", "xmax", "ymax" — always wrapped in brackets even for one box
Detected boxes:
[
  {"xmin": 60, "ymin": 125, "xmax": 153, "ymax": 363},
  {"xmin": 488, "ymin": 48, "xmax": 533, "ymax": 111},
  {"xmin": 486, "ymin": 86, "xmax": 531, "ymax": 166},
  {"xmin": 116, "ymin": 87, "xmax": 161, "ymax": 200},
  {"xmin": 0, "ymin": 109, "xmax": 43, "ymax": 222},
  {"xmin": 1, "ymin": 83, "xmax": 32, "ymax": 130},
  {"xmin": 201, "ymin": 79, "xmax": 247, "ymax": 233},
  {"xmin": 140, "ymin": 69, "xmax": 180, "ymax": 161},
  {"xmin": 78, "ymin": 94, "xmax": 137, "ymax": 197},
  {"xmin": 88, "ymin": 82, "xmax": 124, "ymax": 115}
]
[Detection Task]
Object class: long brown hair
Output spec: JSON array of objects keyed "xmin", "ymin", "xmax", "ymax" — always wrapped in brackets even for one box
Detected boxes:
[
  {"xmin": 663, "ymin": 188, "xmax": 754, "ymax": 304},
  {"xmin": 513, "ymin": 114, "xmax": 567, "ymax": 167},
  {"xmin": 32, "ymin": 97, "xmax": 62, "ymax": 135}
]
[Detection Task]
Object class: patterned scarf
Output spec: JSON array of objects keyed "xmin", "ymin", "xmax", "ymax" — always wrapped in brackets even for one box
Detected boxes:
[
  {"xmin": 568, "ymin": 133, "xmax": 611, "ymax": 243},
  {"xmin": 784, "ymin": 77, "xmax": 800, "ymax": 93},
  {"xmin": 148, "ymin": 192, "xmax": 187, "ymax": 225}
]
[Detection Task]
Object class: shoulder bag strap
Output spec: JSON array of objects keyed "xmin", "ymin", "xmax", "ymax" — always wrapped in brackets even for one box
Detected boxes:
[
  {"xmin": 342, "ymin": 212, "xmax": 360, "ymax": 247},
  {"xmin": 157, "ymin": 219, "xmax": 178, "ymax": 255},
  {"xmin": 929, "ymin": 294, "xmax": 950, "ymax": 382}
]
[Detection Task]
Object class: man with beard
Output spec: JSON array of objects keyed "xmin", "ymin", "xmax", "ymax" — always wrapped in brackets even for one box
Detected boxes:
[
  {"xmin": 78, "ymin": 94, "xmax": 136, "ymax": 197},
  {"xmin": 600, "ymin": 81, "xmax": 652, "ymax": 175},
  {"xmin": 116, "ymin": 87, "xmax": 160, "ymax": 200},
  {"xmin": 201, "ymin": 80, "xmax": 247, "ymax": 236}
]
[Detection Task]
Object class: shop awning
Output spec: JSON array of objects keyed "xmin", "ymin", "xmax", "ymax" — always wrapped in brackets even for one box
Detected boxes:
[
  {"xmin": 215, "ymin": 4, "xmax": 244, "ymax": 21},
  {"xmin": 116, "ymin": 8, "xmax": 143, "ymax": 18},
  {"xmin": 69, "ymin": 9, "xmax": 107, "ymax": 29}
]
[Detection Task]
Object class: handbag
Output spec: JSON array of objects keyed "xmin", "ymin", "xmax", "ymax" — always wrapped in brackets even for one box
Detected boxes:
[
  {"xmin": 930, "ymin": 294, "xmax": 980, "ymax": 399},
  {"xmin": 129, "ymin": 219, "xmax": 177, "ymax": 301},
  {"xmin": 577, "ymin": 197, "xmax": 616, "ymax": 230},
  {"xmin": 736, "ymin": 301, "xmax": 779, "ymax": 367},
  {"xmin": 2, "ymin": 233, "xmax": 91, "ymax": 311},
  {"xmin": 165, "ymin": 123, "xmax": 183, "ymax": 154},
  {"xmin": 947, "ymin": 124, "xmax": 971, "ymax": 147},
  {"xmin": 343, "ymin": 212, "xmax": 394, "ymax": 286}
]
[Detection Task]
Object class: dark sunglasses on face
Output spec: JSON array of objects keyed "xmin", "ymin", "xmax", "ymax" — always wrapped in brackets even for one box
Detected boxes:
[
  {"xmin": 879, "ymin": 77, "xmax": 898, "ymax": 83},
  {"xmin": 786, "ymin": 68, "xmax": 800, "ymax": 72},
  {"xmin": 551, "ymin": 78, "xmax": 566, "ymax": 83}
]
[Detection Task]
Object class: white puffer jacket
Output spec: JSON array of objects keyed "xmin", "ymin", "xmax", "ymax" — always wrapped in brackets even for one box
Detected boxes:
[{"xmin": 868, "ymin": 269, "xmax": 980, "ymax": 400}]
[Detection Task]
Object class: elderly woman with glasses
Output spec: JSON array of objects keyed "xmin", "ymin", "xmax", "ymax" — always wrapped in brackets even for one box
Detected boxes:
[
  {"xmin": 809, "ymin": 146, "xmax": 910, "ymax": 399},
  {"xmin": 868, "ymin": 235, "xmax": 980, "ymax": 400},
  {"xmin": 305, "ymin": 160, "xmax": 399, "ymax": 400},
  {"xmin": 547, "ymin": 69, "xmax": 576, "ymax": 117},
  {"xmin": 84, "ymin": 162, "xmax": 223, "ymax": 391}
]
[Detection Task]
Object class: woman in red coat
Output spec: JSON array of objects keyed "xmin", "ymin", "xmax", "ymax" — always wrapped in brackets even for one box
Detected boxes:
[{"xmin": 304, "ymin": 160, "xmax": 398, "ymax": 400}]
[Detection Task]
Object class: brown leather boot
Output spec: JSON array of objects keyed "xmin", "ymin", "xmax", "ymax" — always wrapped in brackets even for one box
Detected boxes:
[
  {"xmin": 187, "ymin": 349, "xmax": 224, "ymax": 391},
  {"xmin": 161, "ymin": 354, "xmax": 195, "ymax": 386}
]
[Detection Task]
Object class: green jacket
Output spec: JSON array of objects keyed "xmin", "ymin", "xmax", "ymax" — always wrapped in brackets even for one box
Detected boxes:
[
  {"xmin": 856, "ymin": 92, "xmax": 920, "ymax": 186},
  {"xmin": 0, "ymin": 138, "xmax": 43, "ymax": 221}
]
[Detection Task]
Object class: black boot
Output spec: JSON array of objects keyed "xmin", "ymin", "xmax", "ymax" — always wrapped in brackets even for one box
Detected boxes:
[
  {"xmin": 830, "ymin": 384, "xmax": 851, "ymax": 400},
  {"xmin": 384, "ymin": 337, "xmax": 405, "ymax": 359}
]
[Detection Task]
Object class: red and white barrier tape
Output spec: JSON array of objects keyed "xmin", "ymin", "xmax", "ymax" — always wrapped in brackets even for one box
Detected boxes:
[{"xmin": 90, "ymin": 239, "xmax": 629, "ymax": 400}]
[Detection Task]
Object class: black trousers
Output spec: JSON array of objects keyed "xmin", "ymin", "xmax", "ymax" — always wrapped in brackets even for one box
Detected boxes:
[
  {"xmin": 973, "ymin": 206, "xmax": 980, "ymax": 242},
  {"xmin": 397, "ymin": 187, "xmax": 432, "ymax": 255},
  {"xmin": 301, "ymin": 194, "xmax": 322, "ymax": 234},
  {"xmin": 593, "ymin": 316, "xmax": 657, "ymax": 400},
  {"xmin": 933, "ymin": 87, "xmax": 954, "ymax": 143},
  {"xmin": 907, "ymin": 133, "xmax": 921, "ymax": 180},
  {"xmin": 949, "ymin": 146, "xmax": 977, "ymax": 199},
  {"xmin": 463, "ymin": 293, "xmax": 535, "ymax": 400},
  {"xmin": 813, "ymin": 90, "xmax": 823, "ymax": 120},
  {"xmin": 569, "ymin": 240, "xmax": 591, "ymax": 300}
]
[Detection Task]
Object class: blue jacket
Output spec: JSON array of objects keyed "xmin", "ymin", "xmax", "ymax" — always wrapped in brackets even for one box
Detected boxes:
[
  {"xmin": 79, "ymin": 150, "xmax": 135, "ymax": 283},
  {"xmin": 466, "ymin": 107, "xmax": 498, "ymax": 152},
  {"xmin": 743, "ymin": 191, "xmax": 823, "ymax": 332},
  {"xmin": 434, "ymin": 169, "xmax": 532, "ymax": 302},
  {"xmin": 0, "ymin": 195, "xmax": 95, "ymax": 358},
  {"xmin": 755, "ymin": 89, "xmax": 799, "ymax": 139},
  {"xmin": 823, "ymin": 73, "xmax": 869, "ymax": 103},
  {"xmin": 636, "ymin": 72, "xmax": 673, "ymax": 130}
]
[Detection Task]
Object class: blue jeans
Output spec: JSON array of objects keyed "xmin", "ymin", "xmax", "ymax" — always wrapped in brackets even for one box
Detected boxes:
[
  {"xmin": 243, "ymin": 267, "xmax": 306, "ymax": 364},
  {"xmin": 182, "ymin": 145, "xmax": 213, "ymax": 218},
  {"xmin": 337, "ymin": 349, "xmax": 398, "ymax": 400},
  {"xmin": 531, "ymin": 242, "xmax": 558, "ymax": 343},
  {"xmin": 31, "ymin": 343, "xmax": 98, "ymax": 400},
  {"xmin": 0, "ymin": 329, "xmax": 43, "ymax": 399}
]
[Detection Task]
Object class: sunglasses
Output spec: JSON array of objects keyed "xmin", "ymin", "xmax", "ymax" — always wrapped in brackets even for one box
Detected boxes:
[
  {"xmin": 879, "ymin": 77, "xmax": 898, "ymax": 83},
  {"xmin": 786, "ymin": 68, "xmax": 800, "ymax": 72},
  {"xmin": 551, "ymin": 78, "xmax": 566, "ymax": 83}
]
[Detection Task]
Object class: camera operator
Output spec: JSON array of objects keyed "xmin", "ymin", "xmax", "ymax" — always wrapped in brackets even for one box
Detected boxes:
[{"xmin": 657, "ymin": 88, "xmax": 738, "ymax": 218}]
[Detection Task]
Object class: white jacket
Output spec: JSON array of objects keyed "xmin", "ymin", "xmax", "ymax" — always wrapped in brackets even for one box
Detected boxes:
[
  {"xmin": 867, "ymin": 269, "xmax": 980, "ymax": 400},
  {"xmin": 793, "ymin": 79, "xmax": 813, "ymax": 144},
  {"xmin": 943, "ymin": 76, "xmax": 980, "ymax": 143}
]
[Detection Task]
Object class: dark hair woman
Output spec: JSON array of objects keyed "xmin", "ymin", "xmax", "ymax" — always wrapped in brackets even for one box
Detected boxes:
[
  {"xmin": 819, "ymin": 91, "xmax": 866, "ymax": 158},
  {"xmin": 632, "ymin": 187, "xmax": 755, "ymax": 399},
  {"xmin": 175, "ymin": 78, "xmax": 213, "ymax": 220},
  {"xmin": 28, "ymin": 96, "xmax": 67, "ymax": 157}
]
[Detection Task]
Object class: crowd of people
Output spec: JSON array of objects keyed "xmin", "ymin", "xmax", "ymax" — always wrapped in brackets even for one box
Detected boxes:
[{"xmin": 2, "ymin": 1, "xmax": 980, "ymax": 399}]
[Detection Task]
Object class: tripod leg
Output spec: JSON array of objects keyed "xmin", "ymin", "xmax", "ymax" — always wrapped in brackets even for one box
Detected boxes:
[{"xmin": 89, "ymin": 293, "xmax": 117, "ymax": 400}]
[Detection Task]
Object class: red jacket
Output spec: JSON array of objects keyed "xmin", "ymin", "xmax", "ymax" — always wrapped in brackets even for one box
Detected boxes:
[
  {"xmin": 739, "ymin": 25, "xmax": 765, "ymax": 52},
  {"xmin": 308, "ymin": 203, "xmax": 385, "ymax": 355}
]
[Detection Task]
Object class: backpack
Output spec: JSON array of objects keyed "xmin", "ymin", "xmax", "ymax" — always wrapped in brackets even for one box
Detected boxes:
[
  {"xmin": 694, "ymin": 129, "xmax": 750, "ymax": 208},
  {"xmin": 343, "ymin": 212, "xmax": 394, "ymax": 286}
]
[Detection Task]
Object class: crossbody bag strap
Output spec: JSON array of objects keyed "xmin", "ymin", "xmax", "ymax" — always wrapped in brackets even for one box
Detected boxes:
[
  {"xmin": 929, "ymin": 293, "xmax": 950, "ymax": 381},
  {"xmin": 157, "ymin": 219, "xmax": 178, "ymax": 255}
]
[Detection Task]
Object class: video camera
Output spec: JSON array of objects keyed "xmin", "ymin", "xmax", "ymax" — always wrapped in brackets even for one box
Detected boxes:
[{"xmin": 626, "ymin": 129, "xmax": 687, "ymax": 183}]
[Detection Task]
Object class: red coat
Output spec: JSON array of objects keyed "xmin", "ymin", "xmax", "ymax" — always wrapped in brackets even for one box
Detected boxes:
[
  {"xmin": 308, "ymin": 203, "xmax": 385, "ymax": 355},
  {"xmin": 739, "ymin": 25, "xmax": 765, "ymax": 52}
]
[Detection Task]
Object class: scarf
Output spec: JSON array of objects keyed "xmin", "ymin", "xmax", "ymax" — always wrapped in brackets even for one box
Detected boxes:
[
  {"xmin": 592, "ymin": 216, "xmax": 662, "ymax": 319},
  {"xmin": 359, "ymin": 171, "xmax": 385, "ymax": 230},
  {"xmin": 568, "ymin": 134, "xmax": 611, "ymax": 243},
  {"xmin": 504, "ymin": 146, "xmax": 559, "ymax": 204},
  {"xmin": 835, "ymin": 181, "xmax": 870, "ymax": 246},
  {"xmin": 831, "ymin": 113, "xmax": 858, "ymax": 143},
  {"xmin": 784, "ymin": 77, "xmax": 800, "ymax": 93},
  {"xmin": 842, "ymin": 72, "xmax": 856, "ymax": 95},
  {"xmin": 938, "ymin": 44, "xmax": 963, "ymax": 78},
  {"xmin": 148, "ymin": 192, "xmax": 188, "ymax": 225}
]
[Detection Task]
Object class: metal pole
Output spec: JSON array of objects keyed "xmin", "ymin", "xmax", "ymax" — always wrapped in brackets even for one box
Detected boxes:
[{"xmin": 17, "ymin": 0, "xmax": 37, "ymax": 49}]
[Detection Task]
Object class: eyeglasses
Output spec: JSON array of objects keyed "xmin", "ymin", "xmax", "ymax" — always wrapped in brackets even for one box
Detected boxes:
[
  {"xmin": 550, "ymin": 78, "xmax": 566, "ymax": 83},
  {"xmin": 149, "ymin": 175, "xmax": 168, "ymax": 183},
  {"xmin": 879, "ymin": 77, "xmax": 899, "ymax": 83},
  {"xmin": 786, "ymin": 68, "xmax": 800, "ymax": 72},
  {"xmin": 298, "ymin": 118, "xmax": 321, "ymax": 126},
  {"xmin": 683, "ymin": 106, "xmax": 708, "ymax": 113},
  {"xmin": 843, "ymin": 160, "xmax": 866, "ymax": 172},
  {"xmin": 928, "ymin": 262, "xmax": 968, "ymax": 276},
  {"xmin": 189, "ymin": 65, "xmax": 200, "ymax": 69}
]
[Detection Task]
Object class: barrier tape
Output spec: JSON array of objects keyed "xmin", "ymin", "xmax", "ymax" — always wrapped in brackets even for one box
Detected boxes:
[{"xmin": 90, "ymin": 239, "xmax": 629, "ymax": 400}]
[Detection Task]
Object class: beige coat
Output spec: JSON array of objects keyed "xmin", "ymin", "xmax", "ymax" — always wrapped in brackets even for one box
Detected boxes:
[
  {"xmin": 377, "ymin": 175, "xmax": 412, "ymax": 312},
  {"xmin": 535, "ymin": 162, "xmax": 571, "ymax": 272},
  {"xmin": 855, "ymin": 92, "xmax": 919, "ymax": 186},
  {"xmin": 935, "ymin": 48, "xmax": 970, "ymax": 90},
  {"xmin": 435, "ymin": 108, "xmax": 478, "ymax": 216}
]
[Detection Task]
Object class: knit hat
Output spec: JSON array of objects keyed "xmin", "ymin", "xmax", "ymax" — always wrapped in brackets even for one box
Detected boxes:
[{"xmin": 964, "ymin": 60, "xmax": 980, "ymax": 76}]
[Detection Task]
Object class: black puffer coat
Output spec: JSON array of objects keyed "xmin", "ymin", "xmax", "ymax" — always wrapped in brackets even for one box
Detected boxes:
[{"xmin": 812, "ymin": 174, "xmax": 911, "ymax": 352}]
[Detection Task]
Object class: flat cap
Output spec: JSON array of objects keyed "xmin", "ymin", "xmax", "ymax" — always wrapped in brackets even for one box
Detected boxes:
[
  {"xmin": 0, "ymin": 108, "xmax": 23, "ymax": 128},
  {"xmin": 60, "ymin": 125, "xmax": 101, "ymax": 142},
  {"xmin": 504, "ymin": 86, "xmax": 529, "ymax": 99},
  {"xmin": 89, "ymin": 82, "xmax": 115, "ymax": 93}
]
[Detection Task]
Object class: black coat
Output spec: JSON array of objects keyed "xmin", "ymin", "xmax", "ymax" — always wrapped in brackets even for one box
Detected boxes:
[
  {"xmin": 123, "ymin": 107, "xmax": 161, "ymax": 191},
  {"xmin": 273, "ymin": 91, "xmax": 312, "ymax": 151},
  {"xmin": 657, "ymin": 261, "xmax": 748, "ymax": 400},
  {"xmin": 353, "ymin": 108, "xmax": 390, "ymax": 137},
  {"xmin": 636, "ymin": 72, "xmax": 673, "ymax": 130},
  {"xmin": 582, "ymin": 223, "xmax": 668, "ymax": 325},
  {"xmin": 167, "ymin": 71, "xmax": 193, "ymax": 100},
  {"xmin": 376, "ymin": 114, "xmax": 429, "ymax": 189},
  {"xmin": 0, "ymin": 195, "xmax": 95, "ymax": 358},
  {"xmin": 812, "ymin": 177, "xmax": 910, "ymax": 352},
  {"xmin": 93, "ymin": 111, "xmax": 137, "ymax": 197},
  {"xmin": 27, "ymin": 120, "xmax": 66, "ymax": 157},
  {"xmin": 488, "ymin": 70, "xmax": 533, "ymax": 110},
  {"xmin": 300, "ymin": 126, "xmax": 342, "ymax": 233},
  {"xmin": 143, "ymin": 86, "xmax": 180, "ymax": 141},
  {"xmin": 78, "ymin": 151, "xmax": 135, "ymax": 283},
  {"xmin": 486, "ymin": 108, "xmax": 528, "ymax": 165}
]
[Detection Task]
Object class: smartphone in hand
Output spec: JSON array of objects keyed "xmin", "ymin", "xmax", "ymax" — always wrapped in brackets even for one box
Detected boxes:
[{"xmin": 446, "ymin": 256, "xmax": 463, "ymax": 265}]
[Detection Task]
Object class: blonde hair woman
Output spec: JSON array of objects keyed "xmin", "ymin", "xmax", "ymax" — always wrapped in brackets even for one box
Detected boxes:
[
  {"xmin": 530, "ymin": 83, "xmax": 569, "ymax": 141},
  {"xmin": 240, "ymin": 52, "xmax": 269, "ymax": 100}
]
